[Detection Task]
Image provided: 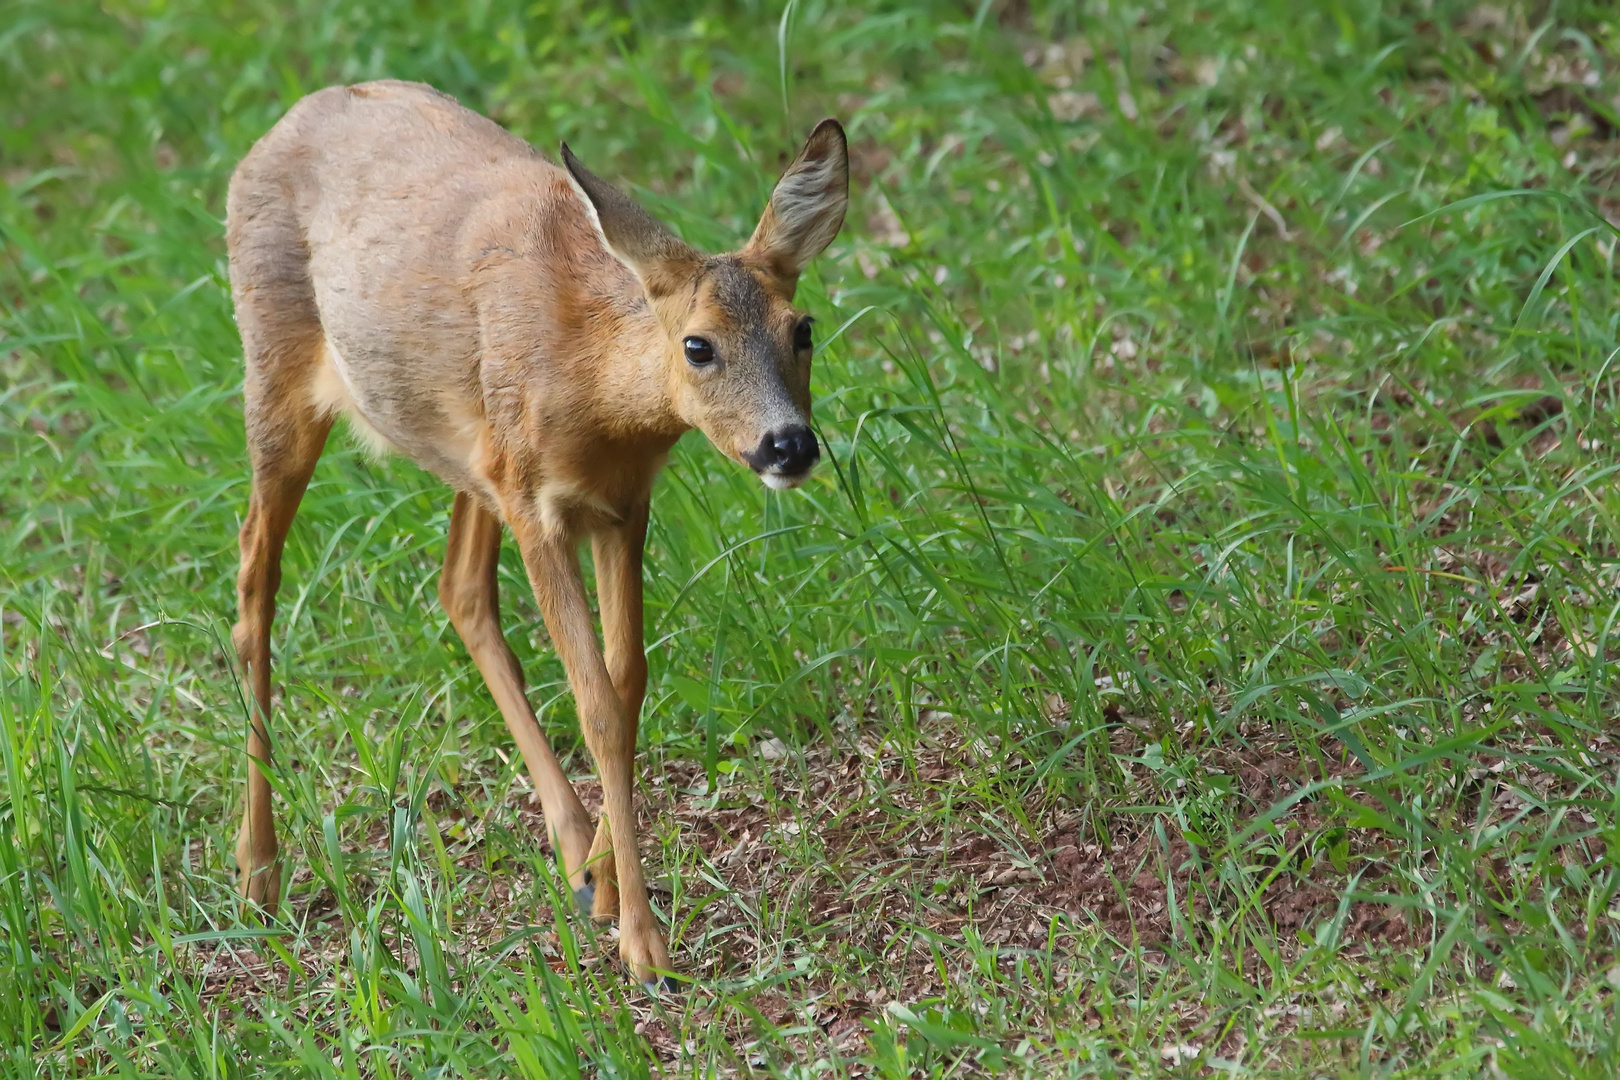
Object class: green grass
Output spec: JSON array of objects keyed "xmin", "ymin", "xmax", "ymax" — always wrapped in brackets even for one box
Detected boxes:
[{"xmin": 4, "ymin": 0, "xmax": 1620, "ymax": 1075}]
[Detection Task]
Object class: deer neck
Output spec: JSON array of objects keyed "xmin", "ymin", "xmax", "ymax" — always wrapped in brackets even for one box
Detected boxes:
[{"xmin": 586, "ymin": 285, "xmax": 682, "ymax": 434}]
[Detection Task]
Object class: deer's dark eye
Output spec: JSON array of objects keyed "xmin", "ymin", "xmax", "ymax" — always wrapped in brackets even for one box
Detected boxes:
[
  {"xmin": 684, "ymin": 336, "xmax": 715, "ymax": 366},
  {"xmin": 793, "ymin": 317, "xmax": 814, "ymax": 352}
]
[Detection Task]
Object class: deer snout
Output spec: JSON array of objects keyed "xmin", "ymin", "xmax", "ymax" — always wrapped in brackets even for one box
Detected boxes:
[{"xmin": 745, "ymin": 425, "xmax": 819, "ymax": 489}]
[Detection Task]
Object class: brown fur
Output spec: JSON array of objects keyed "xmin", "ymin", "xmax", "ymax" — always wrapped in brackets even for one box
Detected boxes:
[{"xmin": 225, "ymin": 79, "xmax": 848, "ymax": 986}]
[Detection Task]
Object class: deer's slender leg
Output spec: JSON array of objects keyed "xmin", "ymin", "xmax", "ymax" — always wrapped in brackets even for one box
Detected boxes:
[
  {"xmin": 508, "ymin": 513, "xmax": 672, "ymax": 988},
  {"xmin": 584, "ymin": 500, "xmax": 651, "ymax": 921},
  {"xmin": 438, "ymin": 493, "xmax": 596, "ymax": 904},
  {"xmin": 233, "ymin": 372, "xmax": 331, "ymax": 914}
]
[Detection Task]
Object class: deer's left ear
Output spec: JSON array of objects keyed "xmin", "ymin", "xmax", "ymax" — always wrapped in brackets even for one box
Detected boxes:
[{"xmin": 743, "ymin": 119, "xmax": 849, "ymax": 292}]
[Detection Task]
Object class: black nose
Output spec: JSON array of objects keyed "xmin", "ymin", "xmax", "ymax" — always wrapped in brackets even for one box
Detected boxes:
[{"xmin": 751, "ymin": 425, "xmax": 820, "ymax": 475}]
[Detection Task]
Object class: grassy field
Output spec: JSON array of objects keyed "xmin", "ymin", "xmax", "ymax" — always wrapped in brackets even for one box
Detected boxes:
[{"xmin": 4, "ymin": 0, "xmax": 1620, "ymax": 1075}]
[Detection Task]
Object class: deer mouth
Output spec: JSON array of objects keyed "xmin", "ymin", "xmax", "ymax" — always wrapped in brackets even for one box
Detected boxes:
[{"xmin": 758, "ymin": 467, "xmax": 814, "ymax": 491}]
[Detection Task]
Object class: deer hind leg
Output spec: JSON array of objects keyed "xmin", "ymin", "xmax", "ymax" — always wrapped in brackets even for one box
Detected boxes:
[
  {"xmin": 226, "ymin": 170, "xmax": 339, "ymax": 912},
  {"xmin": 438, "ymin": 493, "xmax": 597, "ymax": 908},
  {"xmin": 231, "ymin": 334, "xmax": 332, "ymax": 915}
]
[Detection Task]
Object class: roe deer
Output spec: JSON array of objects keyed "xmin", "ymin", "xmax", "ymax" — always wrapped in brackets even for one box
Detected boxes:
[{"xmin": 226, "ymin": 80, "xmax": 848, "ymax": 988}]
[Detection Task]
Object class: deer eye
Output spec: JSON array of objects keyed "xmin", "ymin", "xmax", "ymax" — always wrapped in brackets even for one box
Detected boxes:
[
  {"xmin": 793, "ymin": 317, "xmax": 814, "ymax": 352},
  {"xmin": 684, "ymin": 336, "xmax": 715, "ymax": 366}
]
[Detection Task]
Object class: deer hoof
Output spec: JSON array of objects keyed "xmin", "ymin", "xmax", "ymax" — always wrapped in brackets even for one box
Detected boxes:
[
  {"xmin": 641, "ymin": 973, "xmax": 681, "ymax": 995},
  {"xmin": 237, "ymin": 861, "xmax": 282, "ymax": 917}
]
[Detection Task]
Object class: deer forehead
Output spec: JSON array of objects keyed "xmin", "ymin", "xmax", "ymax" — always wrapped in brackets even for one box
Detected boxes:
[{"xmin": 685, "ymin": 258, "xmax": 797, "ymax": 340}]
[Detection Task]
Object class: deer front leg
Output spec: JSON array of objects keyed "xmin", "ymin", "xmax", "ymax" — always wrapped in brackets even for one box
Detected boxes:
[
  {"xmin": 584, "ymin": 500, "xmax": 651, "ymax": 922},
  {"xmin": 509, "ymin": 513, "xmax": 673, "ymax": 989},
  {"xmin": 439, "ymin": 493, "xmax": 596, "ymax": 908}
]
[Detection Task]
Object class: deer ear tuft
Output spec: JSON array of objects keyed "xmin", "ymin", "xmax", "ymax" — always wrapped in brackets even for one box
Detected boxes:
[
  {"xmin": 561, "ymin": 143, "xmax": 696, "ymax": 292},
  {"xmin": 743, "ymin": 119, "xmax": 850, "ymax": 290}
]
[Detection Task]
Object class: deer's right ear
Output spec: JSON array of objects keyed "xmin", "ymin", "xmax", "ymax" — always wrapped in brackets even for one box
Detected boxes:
[{"xmin": 561, "ymin": 143, "xmax": 697, "ymax": 296}]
